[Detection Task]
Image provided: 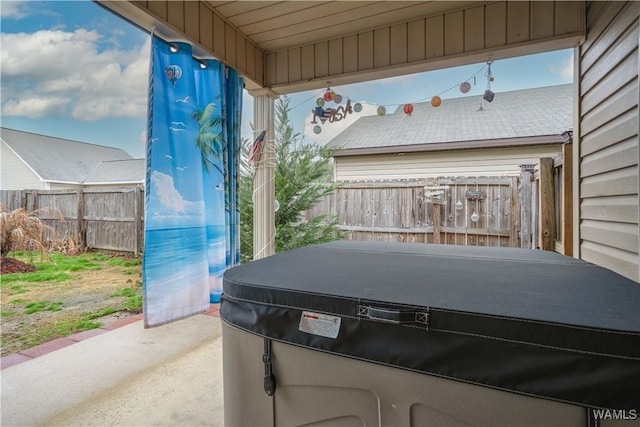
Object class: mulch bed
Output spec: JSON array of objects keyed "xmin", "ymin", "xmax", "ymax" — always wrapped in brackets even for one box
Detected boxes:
[{"xmin": 0, "ymin": 257, "xmax": 36, "ymax": 274}]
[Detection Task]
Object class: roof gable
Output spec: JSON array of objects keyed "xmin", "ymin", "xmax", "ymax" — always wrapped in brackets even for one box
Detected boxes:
[
  {"xmin": 1, "ymin": 128, "xmax": 134, "ymax": 183},
  {"xmin": 326, "ymin": 84, "xmax": 573, "ymax": 152}
]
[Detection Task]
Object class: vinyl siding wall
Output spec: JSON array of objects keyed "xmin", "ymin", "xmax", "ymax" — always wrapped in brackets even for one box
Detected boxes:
[
  {"xmin": 0, "ymin": 141, "xmax": 45, "ymax": 190},
  {"xmin": 578, "ymin": 1, "xmax": 639, "ymax": 281},
  {"xmin": 334, "ymin": 145, "xmax": 562, "ymax": 182},
  {"xmin": 48, "ymin": 183, "xmax": 84, "ymax": 191}
]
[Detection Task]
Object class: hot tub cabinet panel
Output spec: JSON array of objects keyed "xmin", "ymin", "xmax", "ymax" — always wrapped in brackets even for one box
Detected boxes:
[{"xmin": 221, "ymin": 241, "xmax": 640, "ymax": 427}]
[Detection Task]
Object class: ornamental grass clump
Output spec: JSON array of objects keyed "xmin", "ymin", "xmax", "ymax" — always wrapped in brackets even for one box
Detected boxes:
[{"xmin": 0, "ymin": 205, "xmax": 61, "ymax": 261}]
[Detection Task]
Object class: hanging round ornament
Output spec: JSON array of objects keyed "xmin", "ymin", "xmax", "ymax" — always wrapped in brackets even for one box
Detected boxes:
[
  {"xmin": 313, "ymin": 125, "xmax": 322, "ymax": 134},
  {"xmin": 323, "ymin": 89, "xmax": 335, "ymax": 102},
  {"xmin": 316, "ymin": 98, "xmax": 325, "ymax": 107},
  {"xmin": 403, "ymin": 104, "xmax": 414, "ymax": 115},
  {"xmin": 333, "ymin": 94, "xmax": 343, "ymax": 104},
  {"xmin": 459, "ymin": 81, "xmax": 471, "ymax": 94},
  {"xmin": 354, "ymin": 103, "xmax": 363, "ymax": 113},
  {"xmin": 377, "ymin": 106, "xmax": 387, "ymax": 116},
  {"xmin": 431, "ymin": 96, "xmax": 442, "ymax": 107}
]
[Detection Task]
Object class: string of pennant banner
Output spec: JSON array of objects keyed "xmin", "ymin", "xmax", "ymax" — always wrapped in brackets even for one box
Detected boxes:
[{"xmin": 306, "ymin": 59, "xmax": 497, "ymax": 134}]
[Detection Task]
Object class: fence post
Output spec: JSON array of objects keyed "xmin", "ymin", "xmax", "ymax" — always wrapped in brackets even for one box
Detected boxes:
[
  {"xmin": 509, "ymin": 177, "xmax": 519, "ymax": 247},
  {"xmin": 76, "ymin": 189, "xmax": 85, "ymax": 247},
  {"xmin": 519, "ymin": 164, "xmax": 535, "ymax": 249},
  {"xmin": 562, "ymin": 143, "xmax": 573, "ymax": 256},
  {"xmin": 22, "ymin": 190, "xmax": 38, "ymax": 211},
  {"xmin": 432, "ymin": 203, "xmax": 441, "ymax": 244},
  {"xmin": 509, "ymin": 176, "xmax": 520, "ymax": 248},
  {"xmin": 539, "ymin": 158, "xmax": 555, "ymax": 251}
]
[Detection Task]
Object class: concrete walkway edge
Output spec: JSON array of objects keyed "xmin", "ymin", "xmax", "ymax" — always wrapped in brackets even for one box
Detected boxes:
[{"xmin": 1, "ymin": 310, "xmax": 224, "ymax": 426}]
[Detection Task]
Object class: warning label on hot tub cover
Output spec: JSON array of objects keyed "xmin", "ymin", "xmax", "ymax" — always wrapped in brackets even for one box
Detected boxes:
[{"xmin": 299, "ymin": 311, "xmax": 341, "ymax": 339}]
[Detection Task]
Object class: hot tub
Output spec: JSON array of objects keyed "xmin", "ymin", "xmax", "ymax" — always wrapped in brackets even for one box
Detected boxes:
[{"xmin": 221, "ymin": 241, "xmax": 640, "ymax": 426}]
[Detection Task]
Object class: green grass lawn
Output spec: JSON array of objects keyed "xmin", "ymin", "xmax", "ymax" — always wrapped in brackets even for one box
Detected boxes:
[{"xmin": 1, "ymin": 251, "xmax": 142, "ymax": 356}]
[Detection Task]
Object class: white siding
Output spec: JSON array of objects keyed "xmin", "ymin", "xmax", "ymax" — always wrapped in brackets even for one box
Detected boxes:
[
  {"xmin": 0, "ymin": 141, "xmax": 45, "ymax": 190},
  {"xmin": 48, "ymin": 183, "xmax": 83, "ymax": 191},
  {"xmin": 334, "ymin": 145, "xmax": 562, "ymax": 181},
  {"xmin": 578, "ymin": 1, "xmax": 639, "ymax": 281}
]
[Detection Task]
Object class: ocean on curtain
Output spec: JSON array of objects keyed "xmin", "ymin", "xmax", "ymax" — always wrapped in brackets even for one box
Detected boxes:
[{"xmin": 143, "ymin": 36, "xmax": 243, "ymax": 327}]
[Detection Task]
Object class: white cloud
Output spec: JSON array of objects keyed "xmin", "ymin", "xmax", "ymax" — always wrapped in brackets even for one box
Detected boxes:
[
  {"xmin": 549, "ymin": 54, "xmax": 574, "ymax": 81},
  {"xmin": 2, "ymin": 96, "xmax": 70, "ymax": 117},
  {"xmin": 151, "ymin": 171, "xmax": 188, "ymax": 213},
  {"xmin": 0, "ymin": 1, "xmax": 32, "ymax": 19},
  {"xmin": 363, "ymin": 73, "xmax": 418, "ymax": 87},
  {"xmin": 0, "ymin": 29, "xmax": 149, "ymax": 121},
  {"xmin": 138, "ymin": 129, "xmax": 148, "ymax": 149},
  {"xmin": 150, "ymin": 171, "xmax": 204, "ymax": 217}
]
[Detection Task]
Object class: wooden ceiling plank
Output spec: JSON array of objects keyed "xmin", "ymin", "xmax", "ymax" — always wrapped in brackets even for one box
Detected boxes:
[
  {"xmin": 239, "ymin": 2, "xmax": 379, "ymax": 36},
  {"xmin": 210, "ymin": 1, "xmax": 281, "ymax": 17},
  {"xmin": 206, "ymin": 1, "xmax": 232, "ymax": 7},
  {"xmin": 229, "ymin": 1, "xmax": 332, "ymax": 28},
  {"xmin": 252, "ymin": 1, "xmax": 479, "ymax": 51}
]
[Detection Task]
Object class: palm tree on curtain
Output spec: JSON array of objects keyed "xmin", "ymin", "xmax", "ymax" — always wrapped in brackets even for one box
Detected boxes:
[
  {"xmin": 193, "ymin": 102, "xmax": 225, "ymax": 176},
  {"xmin": 193, "ymin": 102, "xmax": 232, "ymax": 212},
  {"xmin": 229, "ymin": 102, "xmax": 242, "ymax": 217}
]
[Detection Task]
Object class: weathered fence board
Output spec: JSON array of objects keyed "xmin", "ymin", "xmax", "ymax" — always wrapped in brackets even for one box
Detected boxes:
[
  {"xmin": 1, "ymin": 188, "xmax": 144, "ymax": 254},
  {"xmin": 305, "ymin": 177, "xmax": 520, "ymax": 247},
  {"xmin": 3, "ymin": 170, "xmax": 557, "ymax": 254}
]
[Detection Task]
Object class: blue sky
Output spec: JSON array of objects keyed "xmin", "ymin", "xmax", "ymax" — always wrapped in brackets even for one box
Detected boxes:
[{"xmin": 1, "ymin": 1, "xmax": 574, "ymax": 159}]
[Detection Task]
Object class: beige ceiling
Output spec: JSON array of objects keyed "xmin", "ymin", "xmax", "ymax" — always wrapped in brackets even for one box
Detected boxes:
[
  {"xmin": 99, "ymin": 1, "xmax": 584, "ymax": 94},
  {"xmin": 205, "ymin": 1, "xmax": 478, "ymax": 52}
]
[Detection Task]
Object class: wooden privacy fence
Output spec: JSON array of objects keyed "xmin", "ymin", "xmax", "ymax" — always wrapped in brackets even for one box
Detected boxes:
[
  {"xmin": 1, "ymin": 187, "xmax": 144, "ymax": 255},
  {"xmin": 2, "ymin": 157, "xmax": 568, "ymax": 255},
  {"xmin": 305, "ymin": 177, "xmax": 520, "ymax": 248}
]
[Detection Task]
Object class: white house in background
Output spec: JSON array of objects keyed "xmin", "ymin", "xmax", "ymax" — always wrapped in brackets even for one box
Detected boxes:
[
  {"xmin": 0, "ymin": 127, "xmax": 145, "ymax": 190},
  {"xmin": 326, "ymin": 84, "xmax": 573, "ymax": 182}
]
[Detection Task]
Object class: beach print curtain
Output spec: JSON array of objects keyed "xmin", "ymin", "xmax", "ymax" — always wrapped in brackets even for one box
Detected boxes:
[{"xmin": 143, "ymin": 36, "xmax": 242, "ymax": 327}]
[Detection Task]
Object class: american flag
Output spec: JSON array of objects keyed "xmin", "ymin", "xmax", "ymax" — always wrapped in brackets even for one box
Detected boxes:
[
  {"xmin": 320, "ymin": 108, "xmax": 333, "ymax": 124},
  {"xmin": 248, "ymin": 130, "xmax": 266, "ymax": 166}
]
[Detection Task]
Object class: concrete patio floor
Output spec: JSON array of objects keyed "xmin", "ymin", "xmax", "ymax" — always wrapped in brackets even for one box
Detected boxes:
[{"xmin": 1, "ymin": 307, "xmax": 224, "ymax": 426}]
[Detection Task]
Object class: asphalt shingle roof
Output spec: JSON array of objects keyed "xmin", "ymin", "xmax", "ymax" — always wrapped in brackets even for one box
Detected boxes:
[
  {"xmin": 326, "ymin": 84, "xmax": 573, "ymax": 151},
  {"xmin": 1, "ymin": 127, "xmax": 138, "ymax": 184},
  {"xmin": 83, "ymin": 159, "xmax": 146, "ymax": 184}
]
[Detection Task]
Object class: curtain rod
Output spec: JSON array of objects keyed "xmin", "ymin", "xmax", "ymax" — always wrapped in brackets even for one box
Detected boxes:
[{"xmin": 150, "ymin": 24, "xmax": 222, "ymax": 64}]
